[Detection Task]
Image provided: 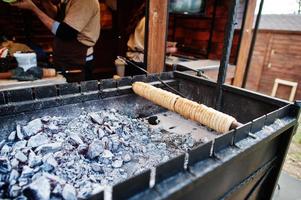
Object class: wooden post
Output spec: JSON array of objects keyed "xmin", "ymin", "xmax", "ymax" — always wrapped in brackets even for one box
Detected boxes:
[
  {"xmin": 233, "ymin": 0, "xmax": 257, "ymax": 87},
  {"xmin": 146, "ymin": 0, "xmax": 169, "ymax": 73}
]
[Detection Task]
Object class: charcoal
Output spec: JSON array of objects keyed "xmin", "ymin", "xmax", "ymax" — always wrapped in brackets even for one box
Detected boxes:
[
  {"xmin": 187, "ymin": 137, "xmax": 195, "ymax": 148},
  {"xmin": 23, "ymin": 119, "xmax": 43, "ymax": 137},
  {"xmin": 104, "ymin": 126, "xmax": 113, "ymax": 134},
  {"xmin": 8, "ymin": 131, "xmax": 16, "ymax": 141},
  {"xmin": 0, "ymin": 157, "xmax": 11, "ymax": 173},
  {"xmin": 141, "ymin": 135, "xmax": 149, "ymax": 144},
  {"xmin": 1, "ymin": 145, "xmax": 11, "ymax": 155},
  {"xmin": 162, "ymin": 155, "xmax": 169, "ymax": 162},
  {"xmin": 41, "ymin": 116, "xmax": 51, "ymax": 123},
  {"xmin": 158, "ymin": 143, "xmax": 167, "ymax": 150},
  {"xmin": 16, "ymin": 195, "xmax": 28, "ymax": 200},
  {"xmin": 42, "ymin": 154, "xmax": 58, "ymax": 172},
  {"xmin": 122, "ymin": 154, "xmax": 131, "ymax": 162},
  {"xmin": 78, "ymin": 186, "xmax": 93, "ymax": 199},
  {"xmin": 69, "ymin": 134, "xmax": 83, "ymax": 145},
  {"xmin": 19, "ymin": 178, "xmax": 29, "ymax": 187},
  {"xmin": 98, "ymin": 128, "xmax": 106, "ymax": 138},
  {"xmin": 9, "ymin": 169, "xmax": 19, "ymax": 185},
  {"xmin": 87, "ymin": 140, "xmax": 104, "ymax": 159},
  {"xmin": 13, "ymin": 141, "xmax": 27, "ymax": 150},
  {"xmin": 52, "ymin": 184, "xmax": 63, "ymax": 195},
  {"xmin": 0, "ymin": 109, "xmax": 199, "ymax": 199},
  {"xmin": 62, "ymin": 184, "xmax": 76, "ymax": 200},
  {"xmin": 147, "ymin": 116, "xmax": 160, "ymax": 125},
  {"xmin": 11, "ymin": 159, "xmax": 19, "ymax": 169},
  {"xmin": 23, "ymin": 176, "xmax": 51, "ymax": 200},
  {"xmin": 77, "ymin": 144, "xmax": 88, "ymax": 155},
  {"xmin": 35, "ymin": 143, "xmax": 62, "ymax": 155},
  {"xmin": 102, "ymin": 150, "xmax": 114, "ymax": 158},
  {"xmin": 47, "ymin": 123, "xmax": 59, "ymax": 132},
  {"xmin": 28, "ymin": 152, "xmax": 42, "ymax": 168},
  {"xmin": 101, "ymin": 137, "xmax": 112, "ymax": 150},
  {"xmin": 91, "ymin": 163, "xmax": 103, "ymax": 173},
  {"xmin": 43, "ymin": 173, "xmax": 66, "ymax": 185},
  {"xmin": 112, "ymin": 160, "xmax": 123, "ymax": 168},
  {"xmin": 9, "ymin": 185, "xmax": 21, "ymax": 198},
  {"xmin": 16, "ymin": 125, "xmax": 24, "ymax": 140},
  {"xmin": 20, "ymin": 166, "xmax": 34, "ymax": 179},
  {"xmin": 89, "ymin": 113, "xmax": 103, "ymax": 125},
  {"xmin": 27, "ymin": 134, "xmax": 49, "ymax": 148},
  {"xmin": 102, "ymin": 158, "xmax": 112, "ymax": 165},
  {"xmin": 15, "ymin": 151, "xmax": 28, "ymax": 163}
]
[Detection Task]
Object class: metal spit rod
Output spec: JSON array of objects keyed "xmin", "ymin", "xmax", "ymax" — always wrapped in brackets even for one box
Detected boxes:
[{"xmin": 117, "ymin": 56, "xmax": 186, "ymax": 98}]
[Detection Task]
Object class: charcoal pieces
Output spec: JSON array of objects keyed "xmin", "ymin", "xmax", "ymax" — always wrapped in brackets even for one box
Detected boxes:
[
  {"xmin": 42, "ymin": 154, "xmax": 58, "ymax": 172},
  {"xmin": 91, "ymin": 163, "xmax": 103, "ymax": 173},
  {"xmin": 9, "ymin": 185, "xmax": 21, "ymax": 198},
  {"xmin": 27, "ymin": 134, "xmax": 49, "ymax": 148},
  {"xmin": 35, "ymin": 143, "xmax": 62, "ymax": 155},
  {"xmin": 0, "ymin": 144, "xmax": 11, "ymax": 155},
  {"xmin": 15, "ymin": 151, "xmax": 27, "ymax": 163},
  {"xmin": 0, "ymin": 109, "xmax": 199, "ymax": 199},
  {"xmin": 147, "ymin": 116, "xmax": 160, "ymax": 125},
  {"xmin": 112, "ymin": 160, "xmax": 123, "ymax": 168},
  {"xmin": 22, "ymin": 119, "xmax": 43, "ymax": 137},
  {"xmin": 122, "ymin": 154, "xmax": 131, "ymax": 163},
  {"xmin": 23, "ymin": 176, "xmax": 51, "ymax": 200},
  {"xmin": 98, "ymin": 128, "xmax": 105, "ymax": 138},
  {"xmin": 13, "ymin": 141, "xmax": 27, "ymax": 150},
  {"xmin": 8, "ymin": 131, "xmax": 16, "ymax": 141},
  {"xmin": 77, "ymin": 144, "xmax": 88, "ymax": 155},
  {"xmin": 11, "ymin": 159, "xmax": 19, "ymax": 169},
  {"xmin": 16, "ymin": 125, "xmax": 24, "ymax": 140},
  {"xmin": 102, "ymin": 150, "xmax": 114, "ymax": 158},
  {"xmin": 52, "ymin": 184, "xmax": 63, "ymax": 195},
  {"xmin": 62, "ymin": 184, "xmax": 77, "ymax": 200},
  {"xmin": 87, "ymin": 140, "xmax": 104, "ymax": 159},
  {"xmin": 89, "ymin": 113, "xmax": 103, "ymax": 125},
  {"xmin": 9, "ymin": 169, "xmax": 19, "ymax": 185},
  {"xmin": 20, "ymin": 166, "xmax": 34, "ymax": 179},
  {"xmin": 0, "ymin": 157, "xmax": 11, "ymax": 173},
  {"xmin": 68, "ymin": 133, "xmax": 83, "ymax": 145},
  {"xmin": 28, "ymin": 151, "xmax": 42, "ymax": 168}
]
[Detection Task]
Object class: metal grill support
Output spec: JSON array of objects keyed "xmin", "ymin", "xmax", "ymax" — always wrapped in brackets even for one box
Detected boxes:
[{"xmin": 215, "ymin": 0, "xmax": 240, "ymax": 110}]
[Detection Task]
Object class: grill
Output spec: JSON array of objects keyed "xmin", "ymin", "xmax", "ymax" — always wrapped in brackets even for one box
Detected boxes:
[{"xmin": 0, "ymin": 71, "xmax": 300, "ymax": 200}]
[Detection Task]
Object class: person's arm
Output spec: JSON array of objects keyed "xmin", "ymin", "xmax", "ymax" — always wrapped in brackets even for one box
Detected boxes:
[
  {"xmin": 39, "ymin": 0, "xmax": 58, "ymax": 19},
  {"xmin": 12, "ymin": 0, "xmax": 78, "ymax": 40},
  {"xmin": 12, "ymin": 0, "xmax": 54, "ymax": 31}
]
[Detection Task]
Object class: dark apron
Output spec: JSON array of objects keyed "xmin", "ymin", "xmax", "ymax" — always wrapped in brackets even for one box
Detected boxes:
[{"xmin": 53, "ymin": 1, "xmax": 88, "ymax": 75}]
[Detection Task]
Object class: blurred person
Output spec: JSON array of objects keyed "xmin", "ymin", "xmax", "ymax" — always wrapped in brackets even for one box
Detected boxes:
[
  {"xmin": 122, "ymin": 0, "xmax": 177, "ymax": 76},
  {"xmin": 11, "ymin": 0, "xmax": 101, "ymax": 81}
]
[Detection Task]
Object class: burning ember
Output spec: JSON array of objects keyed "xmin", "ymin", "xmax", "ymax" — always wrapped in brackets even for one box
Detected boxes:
[{"xmin": 0, "ymin": 109, "xmax": 197, "ymax": 199}]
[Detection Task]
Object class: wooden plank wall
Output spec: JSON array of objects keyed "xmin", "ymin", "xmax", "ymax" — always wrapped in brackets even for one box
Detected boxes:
[
  {"xmin": 246, "ymin": 30, "xmax": 301, "ymax": 100},
  {"xmin": 168, "ymin": 0, "xmax": 246, "ymax": 63}
]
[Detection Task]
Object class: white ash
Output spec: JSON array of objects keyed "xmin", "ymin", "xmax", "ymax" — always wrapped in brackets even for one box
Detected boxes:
[{"xmin": 0, "ymin": 109, "xmax": 198, "ymax": 199}]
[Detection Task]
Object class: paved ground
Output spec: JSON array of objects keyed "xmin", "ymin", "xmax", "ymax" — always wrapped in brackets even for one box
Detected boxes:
[{"xmin": 273, "ymin": 172, "xmax": 301, "ymax": 200}]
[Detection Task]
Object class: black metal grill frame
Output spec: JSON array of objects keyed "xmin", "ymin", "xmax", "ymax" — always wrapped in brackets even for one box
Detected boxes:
[{"xmin": 0, "ymin": 72, "xmax": 300, "ymax": 200}]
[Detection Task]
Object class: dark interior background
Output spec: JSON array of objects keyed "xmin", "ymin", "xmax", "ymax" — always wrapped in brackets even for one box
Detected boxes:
[{"xmin": 0, "ymin": 0, "xmax": 247, "ymax": 81}]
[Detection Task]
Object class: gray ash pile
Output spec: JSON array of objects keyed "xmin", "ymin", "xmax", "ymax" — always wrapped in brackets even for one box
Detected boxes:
[{"xmin": 0, "ymin": 109, "xmax": 197, "ymax": 199}]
